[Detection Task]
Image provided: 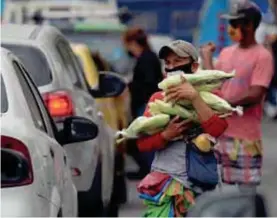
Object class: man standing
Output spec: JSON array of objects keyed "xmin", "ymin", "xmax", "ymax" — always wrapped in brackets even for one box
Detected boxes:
[
  {"xmin": 201, "ymin": 1, "xmax": 274, "ymax": 192},
  {"xmin": 122, "ymin": 27, "xmax": 164, "ymax": 179}
]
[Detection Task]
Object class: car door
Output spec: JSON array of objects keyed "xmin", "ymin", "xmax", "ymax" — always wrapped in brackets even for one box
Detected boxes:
[
  {"xmin": 13, "ymin": 60, "xmax": 65, "ymax": 208},
  {"xmin": 55, "ymin": 38, "xmax": 115, "ymax": 202},
  {"xmin": 19, "ymin": 63, "xmax": 77, "ymax": 216}
]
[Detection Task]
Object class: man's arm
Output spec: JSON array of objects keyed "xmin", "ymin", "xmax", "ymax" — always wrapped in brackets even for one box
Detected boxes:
[
  {"xmin": 227, "ymin": 86, "xmax": 268, "ymax": 107},
  {"xmin": 200, "ymin": 43, "xmax": 217, "ymax": 70},
  {"xmin": 202, "ymin": 55, "xmax": 215, "ymax": 70}
]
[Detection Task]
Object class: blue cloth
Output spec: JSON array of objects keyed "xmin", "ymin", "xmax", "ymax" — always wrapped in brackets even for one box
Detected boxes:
[
  {"xmin": 267, "ymin": 87, "xmax": 277, "ymax": 106},
  {"xmin": 135, "ymin": 104, "xmax": 147, "ymax": 117},
  {"xmin": 139, "ymin": 191, "xmax": 164, "ymax": 203},
  {"xmin": 169, "ymin": 203, "xmax": 174, "ymax": 217}
]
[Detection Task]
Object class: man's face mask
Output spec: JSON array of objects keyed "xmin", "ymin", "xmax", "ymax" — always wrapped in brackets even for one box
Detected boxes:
[{"xmin": 165, "ymin": 62, "xmax": 193, "ymax": 74}]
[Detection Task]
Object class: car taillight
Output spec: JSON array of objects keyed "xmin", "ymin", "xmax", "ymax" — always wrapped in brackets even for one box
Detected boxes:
[
  {"xmin": 1, "ymin": 136, "xmax": 34, "ymax": 188},
  {"xmin": 43, "ymin": 91, "xmax": 74, "ymax": 118}
]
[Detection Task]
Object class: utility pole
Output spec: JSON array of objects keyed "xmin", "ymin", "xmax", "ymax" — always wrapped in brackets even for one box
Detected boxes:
[{"xmin": 268, "ymin": 0, "xmax": 277, "ymax": 23}]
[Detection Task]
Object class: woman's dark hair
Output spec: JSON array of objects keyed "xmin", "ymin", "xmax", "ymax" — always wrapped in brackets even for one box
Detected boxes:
[{"xmin": 122, "ymin": 27, "xmax": 150, "ymax": 49}]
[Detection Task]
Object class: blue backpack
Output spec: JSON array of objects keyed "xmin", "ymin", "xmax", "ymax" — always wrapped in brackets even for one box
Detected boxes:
[{"xmin": 185, "ymin": 127, "xmax": 219, "ymax": 191}]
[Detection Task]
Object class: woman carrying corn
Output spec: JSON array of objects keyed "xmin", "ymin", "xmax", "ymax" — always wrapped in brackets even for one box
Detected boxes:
[{"xmin": 136, "ymin": 40, "xmax": 228, "ymax": 217}]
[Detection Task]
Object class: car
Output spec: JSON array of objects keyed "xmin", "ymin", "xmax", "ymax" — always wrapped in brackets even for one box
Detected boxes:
[
  {"xmin": 0, "ymin": 47, "xmax": 99, "ymax": 217},
  {"xmin": 71, "ymin": 43, "xmax": 131, "ymax": 130},
  {"xmin": 61, "ymin": 22, "xmax": 175, "ymax": 79},
  {"xmin": 61, "ymin": 21, "xmax": 135, "ymax": 81},
  {"xmin": 1, "ymin": 24, "xmax": 126, "ymax": 216}
]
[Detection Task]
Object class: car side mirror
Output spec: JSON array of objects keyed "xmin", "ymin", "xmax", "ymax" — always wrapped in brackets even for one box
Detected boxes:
[
  {"xmin": 59, "ymin": 116, "xmax": 99, "ymax": 145},
  {"xmin": 187, "ymin": 188, "xmax": 268, "ymax": 217},
  {"xmin": 1, "ymin": 149, "xmax": 30, "ymax": 187},
  {"xmin": 89, "ymin": 71, "xmax": 126, "ymax": 98}
]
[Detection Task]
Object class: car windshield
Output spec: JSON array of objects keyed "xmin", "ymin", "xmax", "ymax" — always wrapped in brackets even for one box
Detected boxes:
[
  {"xmin": 1, "ymin": 76, "xmax": 8, "ymax": 113},
  {"xmin": 1, "ymin": 44, "xmax": 53, "ymax": 87},
  {"xmin": 62, "ymin": 30, "xmax": 134, "ymax": 75}
]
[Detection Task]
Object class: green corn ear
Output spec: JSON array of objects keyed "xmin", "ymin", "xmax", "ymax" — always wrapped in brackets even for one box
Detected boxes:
[
  {"xmin": 115, "ymin": 114, "xmax": 170, "ymax": 141},
  {"xmin": 124, "ymin": 116, "xmax": 148, "ymax": 137},
  {"xmin": 194, "ymin": 82, "xmax": 222, "ymax": 92},
  {"xmin": 199, "ymin": 91, "xmax": 243, "ymax": 116},
  {"xmin": 158, "ymin": 70, "xmax": 236, "ymax": 90},
  {"xmin": 158, "ymin": 74, "xmax": 183, "ymax": 90},
  {"xmin": 185, "ymin": 69, "xmax": 236, "ymax": 85},
  {"xmin": 148, "ymin": 102, "xmax": 162, "ymax": 115},
  {"xmin": 154, "ymin": 100, "xmax": 196, "ymax": 120},
  {"xmin": 138, "ymin": 114, "xmax": 170, "ymax": 133}
]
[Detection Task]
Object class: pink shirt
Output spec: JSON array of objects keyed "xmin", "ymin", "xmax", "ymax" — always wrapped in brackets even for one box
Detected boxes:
[{"xmin": 216, "ymin": 44, "xmax": 273, "ymax": 140}]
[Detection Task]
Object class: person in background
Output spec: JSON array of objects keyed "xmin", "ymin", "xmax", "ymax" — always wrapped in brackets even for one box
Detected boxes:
[
  {"xmin": 136, "ymin": 40, "xmax": 228, "ymax": 217},
  {"xmin": 122, "ymin": 27, "xmax": 164, "ymax": 180},
  {"xmin": 200, "ymin": 0, "xmax": 274, "ymax": 193},
  {"xmin": 268, "ymin": 36, "xmax": 277, "ymax": 120}
]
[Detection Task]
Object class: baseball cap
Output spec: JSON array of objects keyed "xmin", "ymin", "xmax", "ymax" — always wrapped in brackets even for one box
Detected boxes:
[
  {"xmin": 221, "ymin": 0, "xmax": 261, "ymax": 20},
  {"xmin": 158, "ymin": 40, "xmax": 199, "ymax": 62}
]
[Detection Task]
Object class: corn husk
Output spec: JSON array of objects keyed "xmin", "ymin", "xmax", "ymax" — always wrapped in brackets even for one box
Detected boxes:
[
  {"xmin": 115, "ymin": 114, "xmax": 170, "ymax": 144},
  {"xmin": 148, "ymin": 102, "xmax": 162, "ymax": 115},
  {"xmin": 139, "ymin": 114, "xmax": 170, "ymax": 133},
  {"xmin": 199, "ymin": 91, "xmax": 243, "ymax": 116},
  {"xmin": 153, "ymin": 100, "xmax": 197, "ymax": 121},
  {"xmin": 194, "ymin": 82, "xmax": 222, "ymax": 92},
  {"xmin": 158, "ymin": 70, "xmax": 235, "ymax": 90}
]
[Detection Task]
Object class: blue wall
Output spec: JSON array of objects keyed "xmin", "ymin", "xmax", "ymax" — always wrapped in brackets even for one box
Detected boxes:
[
  {"xmin": 117, "ymin": 0, "xmax": 270, "ymax": 51},
  {"xmin": 1, "ymin": 0, "xmax": 5, "ymax": 17},
  {"xmin": 194, "ymin": 0, "xmax": 270, "ymax": 56}
]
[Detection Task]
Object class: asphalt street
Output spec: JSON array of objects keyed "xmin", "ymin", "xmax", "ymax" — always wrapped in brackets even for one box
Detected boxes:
[{"xmin": 119, "ymin": 118, "xmax": 277, "ymax": 217}]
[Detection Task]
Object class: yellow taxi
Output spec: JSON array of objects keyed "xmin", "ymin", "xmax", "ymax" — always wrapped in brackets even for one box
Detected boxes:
[{"xmin": 71, "ymin": 43, "xmax": 130, "ymax": 131}]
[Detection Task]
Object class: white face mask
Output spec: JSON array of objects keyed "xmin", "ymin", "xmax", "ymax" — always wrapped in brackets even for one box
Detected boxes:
[{"xmin": 166, "ymin": 70, "xmax": 185, "ymax": 77}]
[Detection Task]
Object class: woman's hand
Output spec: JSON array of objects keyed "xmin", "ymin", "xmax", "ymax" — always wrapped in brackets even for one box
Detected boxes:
[
  {"xmin": 165, "ymin": 77, "xmax": 199, "ymax": 104},
  {"xmin": 161, "ymin": 116, "xmax": 191, "ymax": 141}
]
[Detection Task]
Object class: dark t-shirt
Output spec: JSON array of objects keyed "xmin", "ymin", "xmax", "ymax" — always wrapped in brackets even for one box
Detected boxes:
[{"xmin": 129, "ymin": 49, "xmax": 163, "ymax": 116}]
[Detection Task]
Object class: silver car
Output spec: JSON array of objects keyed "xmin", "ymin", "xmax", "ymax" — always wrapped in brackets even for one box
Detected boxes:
[{"xmin": 1, "ymin": 24, "xmax": 125, "ymax": 216}]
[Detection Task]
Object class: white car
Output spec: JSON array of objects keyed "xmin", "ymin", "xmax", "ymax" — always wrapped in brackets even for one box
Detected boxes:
[
  {"xmin": 1, "ymin": 47, "xmax": 99, "ymax": 217},
  {"xmin": 1, "ymin": 24, "xmax": 125, "ymax": 216}
]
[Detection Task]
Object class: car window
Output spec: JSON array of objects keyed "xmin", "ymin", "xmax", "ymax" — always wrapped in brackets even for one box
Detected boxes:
[
  {"xmin": 1, "ymin": 76, "xmax": 8, "ymax": 113},
  {"xmin": 19, "ymin": 64, "xmax": 58, "ymax": 139},
  {"xmin": 1, "ymin": 44, "xmax": 53, "ymax": 87},
  {"xmin": 56, "ymin": 39, "xmax": 86, "ymax": 90},
  {"xmin": 12, "ymin": 61, "xmax": 47, "ymax": 132}
]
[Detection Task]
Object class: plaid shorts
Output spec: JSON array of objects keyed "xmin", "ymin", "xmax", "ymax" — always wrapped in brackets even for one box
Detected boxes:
[{"xmin": 214, "ymin": 136, "xmax": 263, "ymax": 185}]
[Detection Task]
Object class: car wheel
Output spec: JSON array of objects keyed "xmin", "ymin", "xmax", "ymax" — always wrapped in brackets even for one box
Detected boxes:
[
  {"xmin": 101, "ymin": 151, "xmax": 126, "ymax": 217},
  {"xmin": 57, "ymin": 209, "xmax": 62, "ymax": 217},
  {"xmin": 113, "ymin": 151, "xmax": 127, "ymax": 204}
]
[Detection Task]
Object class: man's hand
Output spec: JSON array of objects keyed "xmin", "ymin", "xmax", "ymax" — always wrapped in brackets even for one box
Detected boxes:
[
  {"xmin": 165, "ymin": 77, "xmax": 199, "ymax": 104},
  {"xmin": 200, "ymin": 42, "xmax": 216, "ymax": 70},
  {"xmin": 161, "ymin": 116, "xmax": 191, "ymax": 141},
  {"xmin": 200, "ymin": 42, "xmax": 216, "ymax": 58}
]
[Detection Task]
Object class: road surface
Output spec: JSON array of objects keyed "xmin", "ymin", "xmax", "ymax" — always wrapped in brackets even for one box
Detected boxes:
[{"xmin": 119, "ymin": 118, "xmax": 277, "ymax": 216}]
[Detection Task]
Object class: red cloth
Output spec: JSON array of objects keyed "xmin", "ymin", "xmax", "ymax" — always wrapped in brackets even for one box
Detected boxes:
[
  {"xmin": 137, "ymin": 171, "xmax": 170, "ymax": 196},
  {"xmin": 137, "ymin": 91, "xmax": 228, "ymax": 152}
]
